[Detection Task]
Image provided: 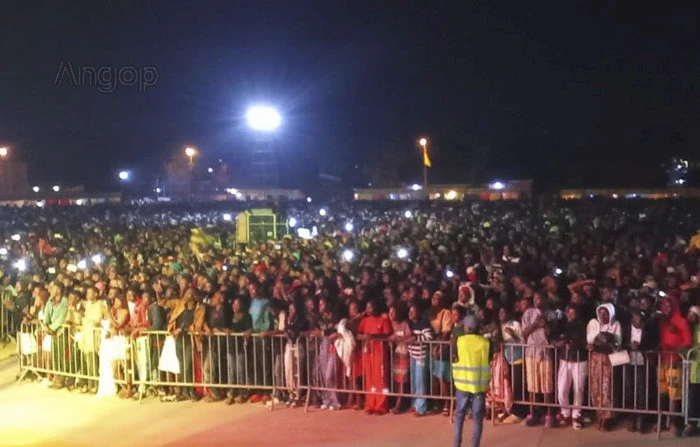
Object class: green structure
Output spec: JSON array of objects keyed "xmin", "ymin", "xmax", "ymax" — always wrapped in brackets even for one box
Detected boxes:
[{"xmin": 235, "ymin": 208, "xmax": 288, "ymax": 244}]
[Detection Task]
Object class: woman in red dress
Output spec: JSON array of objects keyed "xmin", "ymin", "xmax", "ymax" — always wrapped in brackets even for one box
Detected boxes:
[{"xmin": 359, "ymin": 300, "xmax": 392, "ymax": 415}]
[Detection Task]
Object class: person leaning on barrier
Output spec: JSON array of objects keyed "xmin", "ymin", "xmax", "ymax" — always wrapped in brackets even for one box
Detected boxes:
[
  {"xmin": 144, "ymin": 289, "xmax": 167, "ymax": 396},
  {"xmin": 225, "ymin": 296, "xmax": 253, "ymax": 405},
  {"xmin": 202, "ymin": 291, "xmax": 231, "ymax": 402},
  {"xmin": 62, "ymin": 290, "xmax": 83, "ymax": 391},
  {"xmin": 43, "ymin": 281, "xmax": 69, "ymax": 390},
  {"xmin": 621, "ymin": 309, "xmax": 655, "ymax": 433},
  {"xmin": 452, "ymin": 315, "xmax": 490, "ymax": 447},
  {"xmin": 554, "ymin": 303, "xmax": 588, "ymax": 430},
  {"xmin": 163, "ymin": 287, "xmax": 206, "ymax": 402}
]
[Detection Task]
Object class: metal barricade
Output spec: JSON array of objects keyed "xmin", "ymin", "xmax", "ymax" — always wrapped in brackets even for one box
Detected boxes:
[
  {"xmin": 491, "ymin": 342, "xmax": 687, "ymax": 437},
  {"xmin": 16, "ymin": 322, "xmax": 120, "ymax": 390},
  {"xmin": 302, "ymin": 335, "xmax": 455, "ymax": 415},
  {"xmin": 132, "ymin": 330, "xmax": 292, "ymax": 406},
  {"xmin": 13, "ymin": 322, "xmax": 698, "ymax": 440}
]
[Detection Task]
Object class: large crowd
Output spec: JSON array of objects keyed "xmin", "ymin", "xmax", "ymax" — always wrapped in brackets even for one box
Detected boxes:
[{"xmin": 2, "ymin": 199, "xmax": 699, "ymax": 437}]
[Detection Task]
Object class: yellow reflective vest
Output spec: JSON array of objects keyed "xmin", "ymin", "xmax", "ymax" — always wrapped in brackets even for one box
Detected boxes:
[{"xmin": 452, "ymin": 334, "xmax": 490, "ymax": 393}]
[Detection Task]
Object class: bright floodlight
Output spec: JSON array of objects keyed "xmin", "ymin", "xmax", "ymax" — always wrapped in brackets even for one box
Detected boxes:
[
  {"xmin": 52, "ymin": 185, "xmax": 60, "ymax": 192},
  {"xmin": 446, "ymin": 269, "xmax": 455, "ymax": 279},
  {"xmin": 397, "ymin": 248, "xmax": 408, "ymax": 259},
  {"xmin": 222, "ymin": 213, "xmax": 232, "ymax": 221},
  {"xmin": 344, "ymin": 222, "xmax": 354, "ymax": 232},
  {"xmin": 342, "ymin": 249, "xmax": 354, "ymax": 262},
  {"xmin": 419, "ymin": 138, "xmax": 427, "ymax": 146},
  {"xmin": 404, "ymin": 210, "xmax": 412, "ymax": 218},
  {"xmin": 118, "ymin": 170, "xmax": 130, "ymax": 181},
  {"xmin": 32, "ymin": 186, "xmax": 40, "ymax": 193},
  {"xmin": 319, "ymin": 208, "xmax": 327, "ymax": 217},
  {"xmin": 554, "ymin": 268, "xmax": 563, "ymax": 276},
  {"xmin": 185, "ymin": 147, "xmax": 196, "ymax": 157},
  {"xmin": 288, "ymin": 217, "xmax": 297, "ymax": 228},
  {"xmin": 411, "ymin": 184, "xmax": 422, "ymax": 191},
  {"xmin": 246, "ymin": 106, "xmax": 281, "ymax": 132},
  {"xmin": 490, "ymin": 181, "xmax": 505, "ymax": 190},
  {"xmin": 306, "ymin": 197, "xmax": 312, "ymax": 203},
  {"xmin": 0, "ymin": 147, "xmax": 7, "ymax": 157}
]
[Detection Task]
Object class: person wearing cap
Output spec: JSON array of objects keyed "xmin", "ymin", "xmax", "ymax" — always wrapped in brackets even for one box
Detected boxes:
[{"xmin": 452, "ymin": 314, "xmax": 490, "ymax": 447}]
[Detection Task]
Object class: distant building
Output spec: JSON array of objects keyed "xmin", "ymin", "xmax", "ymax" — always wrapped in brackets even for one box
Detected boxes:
[
  {"xmin": 353, "ymin": 180, "xmax": 532, "ymax": 201},
  {"xmin": 560, "ymin": 188, "xmax": 700, "ymax": 200},
  {"xmin": 0, "ymin": 160, "xmax": 29, "ymax": 197}
]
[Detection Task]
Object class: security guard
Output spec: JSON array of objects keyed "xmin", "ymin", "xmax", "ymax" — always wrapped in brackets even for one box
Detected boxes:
[{"xmin": 452, "ymin": 315, "xmax": 490, "ymax": 447}]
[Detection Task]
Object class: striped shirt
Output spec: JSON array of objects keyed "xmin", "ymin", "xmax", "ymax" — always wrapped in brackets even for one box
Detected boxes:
[{"xmin": 408, "ymin": 319, "xmax": 433, "ymax": 360}]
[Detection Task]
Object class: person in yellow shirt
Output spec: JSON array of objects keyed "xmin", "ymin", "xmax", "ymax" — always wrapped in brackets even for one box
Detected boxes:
[{"xmin": 452, "ymin": 315, "xmax": 490, "ymax": 447}]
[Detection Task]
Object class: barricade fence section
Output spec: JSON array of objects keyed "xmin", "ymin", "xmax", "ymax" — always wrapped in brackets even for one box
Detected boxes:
[
  {"xmin": 494, "ymin": 342, "xmax": 687, "ymax": 435},
  {"xmin": 14, "ymin": 325, "xmax": 698, "ymax": 433}
]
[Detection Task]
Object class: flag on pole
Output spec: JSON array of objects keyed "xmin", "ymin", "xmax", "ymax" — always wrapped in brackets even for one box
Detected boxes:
[{"xmin": 423, "ymin": 147, "xmax": 432, "ymax": 168}]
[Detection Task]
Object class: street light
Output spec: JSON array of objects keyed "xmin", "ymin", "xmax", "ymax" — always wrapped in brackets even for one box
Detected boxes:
[
  {"xmin": 118, "ymin": 170, "xmax": 130, "ymax": 181},
  {"xmin": 418, "ymin": 138, "xmax": 429, "ymax": 192},
  {"xmin": 246, "ymin": 106, "xmax": 281, "ymax": 132},
  {"xmin": 185, "ymin": 147, "xmax": 196, "ymax": 165},
  {"xmin": 52, "ymin": 185, "xmax": 60, "ymax": 192},
  {"xmin": 0, "ymin": 147, "xmax": 8, "ymax": 158},
  {"xmin": 32, "ymin": 186, "xmax": 40, "ymax": 193}
]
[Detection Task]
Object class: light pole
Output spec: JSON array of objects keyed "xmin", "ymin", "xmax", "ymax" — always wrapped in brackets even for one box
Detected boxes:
[
  {"xmin": 185, "ymin": 147, "xmax": 196, "ymax": 166},
  {"xmin": 246, "ymin": 105, "xmax": 281, "ymax": 188},
  {"xmin": 184, "ymin": 147, "xmax": 197, "ymax": 197},
  {"xmin": 419, "ymin": 138, "xmax": 429, "ymax": 194}
]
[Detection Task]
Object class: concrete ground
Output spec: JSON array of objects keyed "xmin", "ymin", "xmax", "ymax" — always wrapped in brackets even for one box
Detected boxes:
[
  {"xmin": 0, "ymin": 339, "xmax": 16, "ymax": 361},
  {"xmin": 0, "ymin": 356, "xmax": 697, "ymax": 447}
]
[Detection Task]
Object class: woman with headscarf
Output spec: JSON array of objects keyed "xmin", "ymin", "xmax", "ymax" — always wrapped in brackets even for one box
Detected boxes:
[
  {"xmin": 358, "ymin": 299, "xmax": 392, "ymax": 415},
  {"xmin": 586, "ymin": 303, "xmax": 621, "ymax": 431}
]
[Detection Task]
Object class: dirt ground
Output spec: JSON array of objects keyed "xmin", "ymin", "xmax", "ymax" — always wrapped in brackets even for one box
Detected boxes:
[{"xmin": 0, "ymin": 357, "xmax": 696, "ymax": 447}]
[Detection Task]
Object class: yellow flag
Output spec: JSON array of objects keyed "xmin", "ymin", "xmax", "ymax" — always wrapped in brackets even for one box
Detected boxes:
[
  {"xmin": 687, "ymin": 232, "xmax": 700, "ymax": 253},
  {"xmin": 423, "ymin": 148, "xmax": 432, "ymax": 167}
]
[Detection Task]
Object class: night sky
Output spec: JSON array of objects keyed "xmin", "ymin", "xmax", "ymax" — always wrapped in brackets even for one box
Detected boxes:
[{"xmin": 1, "ymin": 1, "xmax": 698, "ymax": 192}]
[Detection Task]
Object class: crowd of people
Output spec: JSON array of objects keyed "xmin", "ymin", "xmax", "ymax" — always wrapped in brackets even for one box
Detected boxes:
[{"xmin": 1, "ymin": 199, "xmax": 699, "ymax": 437}]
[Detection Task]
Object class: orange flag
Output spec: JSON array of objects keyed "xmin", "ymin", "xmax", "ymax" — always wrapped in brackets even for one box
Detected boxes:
[{"xmin": 423, "ymin": 147, "xmax": 432, "ymax": 167}]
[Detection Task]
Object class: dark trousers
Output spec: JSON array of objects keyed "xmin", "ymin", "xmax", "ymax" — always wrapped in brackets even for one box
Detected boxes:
[
  {"xmin": 52, "ymin": 330, "xmax": 67, "ymax": 380},
  {"xmin": 510, "ymin": 363, "xmax": 528, "ymax": 418},
  {"xmin": 175, "ymin": 334, "xmax": 194, "ymax": 383}
]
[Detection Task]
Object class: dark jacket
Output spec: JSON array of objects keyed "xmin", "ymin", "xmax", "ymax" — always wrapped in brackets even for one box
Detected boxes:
[
  {"xmin": 556, "ymin": 319, "xmax": 588, "ymax": 362},
  {"xmin": 147, "ymin": 302, "xmax": 167, "ymax": 331}
]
